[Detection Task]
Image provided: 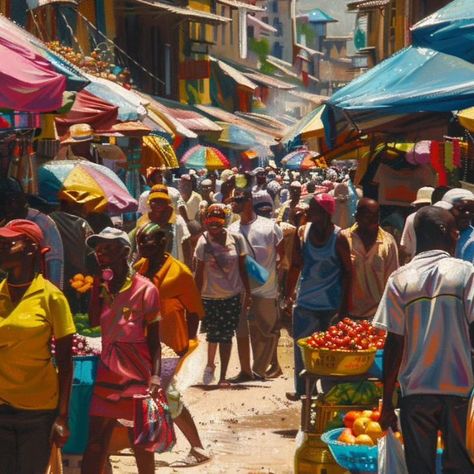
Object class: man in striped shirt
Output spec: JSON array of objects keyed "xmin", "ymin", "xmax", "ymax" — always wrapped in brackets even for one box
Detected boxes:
[{"xmin": 375, "ymin": 206, "xmax": 474, "ymax": 473}]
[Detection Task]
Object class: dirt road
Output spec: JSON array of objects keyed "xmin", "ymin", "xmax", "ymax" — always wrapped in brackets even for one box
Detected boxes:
[{"xmin": 111, "ymin": 332, "xmax": 301, "ymax": 473}]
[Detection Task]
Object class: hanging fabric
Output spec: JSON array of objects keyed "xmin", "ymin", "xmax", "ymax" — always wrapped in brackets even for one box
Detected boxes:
[
  {"xmin": 445, "ymin": 141, "xmax": 454, "ymax": 171},
  {"xmin": 431, "ymin": 141, "xmax": 447, "ymax": 186}
]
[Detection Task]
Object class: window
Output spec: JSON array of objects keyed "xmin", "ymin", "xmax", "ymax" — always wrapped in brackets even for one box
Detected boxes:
[
  {"xmin": 272, "ymin": 41, "xmax": 283, "ymax": 59},
  {"xmin": 247, "ymin": 25, "xmax": 255, "ymax": 39},
  {"xmin": 272, "ymin": 0, "xmax": 278, "ymax": 13},
  {"xmin": 273, "ymin": 18, "xmax": 283, "ymax": 37},
  {"xmin": 221, "ymin": 6, "xmax": 227, "ymax": 45}
]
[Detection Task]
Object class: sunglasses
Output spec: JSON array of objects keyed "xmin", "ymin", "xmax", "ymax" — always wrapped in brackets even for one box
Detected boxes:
[{"xmin": 233, "ymin": 196, "xmax": 248, "ymax": 204}]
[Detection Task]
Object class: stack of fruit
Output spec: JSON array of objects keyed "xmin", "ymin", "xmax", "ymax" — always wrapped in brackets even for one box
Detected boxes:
[
  {"xmin": 337, "ymin": 409, "xmax": 401, "ymax": 447},
  {"xmin": 73, "ymin": 313, "xmax": 101, "ymax": 338},
  {"xmin": 70, "ymin": 273, "xmax": 94, "ymax": 293},
  {"xmin": 300, "ymin": 318, "xmax": 386, "ymax": 351},
  {"xmin": 46, "ymin": 41, "xmax": 132, "ymax": 88}
]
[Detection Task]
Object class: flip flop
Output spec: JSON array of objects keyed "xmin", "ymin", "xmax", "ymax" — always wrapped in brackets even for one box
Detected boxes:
[{"xmin": 169, "ymin": 447, "xmax": 211, "ymax": 468}]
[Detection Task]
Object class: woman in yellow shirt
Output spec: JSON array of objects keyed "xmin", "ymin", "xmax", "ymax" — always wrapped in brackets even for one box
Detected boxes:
[{"xmin": 0, "ymin": 219, "xmax": 75, "ymax": 474}]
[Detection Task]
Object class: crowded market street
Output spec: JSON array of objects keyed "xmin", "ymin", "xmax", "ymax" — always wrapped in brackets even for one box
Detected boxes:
[{"xmin": 1, "ymin": 1, "xmax": 474, "ymax": 474}]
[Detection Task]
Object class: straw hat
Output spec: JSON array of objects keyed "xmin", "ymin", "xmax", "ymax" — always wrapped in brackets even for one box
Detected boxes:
[
  {"xmin": 61, "ymin": 124, "xmax": 94, "ymax": 144},
  {"xmin": 411, "ymin": 186, "xmax": 434, "ymax": 206}
]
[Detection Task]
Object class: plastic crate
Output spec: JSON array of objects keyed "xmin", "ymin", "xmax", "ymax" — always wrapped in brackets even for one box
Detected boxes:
[{"xmin": 62, "ymin": 356, "xmax": 98, "ymax": 455}]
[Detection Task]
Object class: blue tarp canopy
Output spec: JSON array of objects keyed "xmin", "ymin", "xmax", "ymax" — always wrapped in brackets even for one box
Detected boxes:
[
  {"xmin": 411, "ymin": 0, "xmax": 474, "ymax": 64},
  {"xmin": 323, "ymin": 45, "xmax": 474, "ymax": 146}
]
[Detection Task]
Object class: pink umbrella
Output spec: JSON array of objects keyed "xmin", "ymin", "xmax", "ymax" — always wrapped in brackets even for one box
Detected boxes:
[{"xmin": 0, "ymin": 35, "xmax": 66, "ymax": 112}]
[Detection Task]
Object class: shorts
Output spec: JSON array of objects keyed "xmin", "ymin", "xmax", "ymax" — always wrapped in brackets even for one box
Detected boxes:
[{"xmin": 201, "ymin": 294, "xmax": 242, "ymax": 343}]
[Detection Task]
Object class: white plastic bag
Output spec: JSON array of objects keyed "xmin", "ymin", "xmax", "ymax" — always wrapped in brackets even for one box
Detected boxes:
[
  {"xmin": 378, "ymin": 428, "xmax": 408, "ymax": 474},
  {"xmin": 467, "ymin": 388, "xmax": 474, "ymax": 463}
]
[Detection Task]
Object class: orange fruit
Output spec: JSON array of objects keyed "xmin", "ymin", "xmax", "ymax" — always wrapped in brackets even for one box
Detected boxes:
[
  {"xmin": 365, "ymin": 421, "xmax": 383, "ymax": 442},
  {"xmin": 353, "ymin": 417, "xmax": 371, "ymax": 436},
  {"xmin": 343, "ymin": 411, "xmax": 362, "ymax": 429},
  {"xmin": 355, "ymin": 434, "xmax": 374, "ymax": 446}
]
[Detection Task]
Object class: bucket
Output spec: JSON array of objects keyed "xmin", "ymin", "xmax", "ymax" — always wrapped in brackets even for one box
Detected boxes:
[{"xmin": 62, "ymin": 355, "xmax": 98, "ymax": 455}]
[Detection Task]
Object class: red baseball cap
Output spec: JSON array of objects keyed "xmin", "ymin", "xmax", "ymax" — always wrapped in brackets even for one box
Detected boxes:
[{"xmin": 0, "ymin": 219, "xmax": 45, "ymax": 246}]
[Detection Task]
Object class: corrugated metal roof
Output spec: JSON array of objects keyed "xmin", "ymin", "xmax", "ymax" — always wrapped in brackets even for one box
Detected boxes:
[
  {"xmin": 297, "ymin": 8, "xmax": 337, "ymax": 23},
  {"xmin": 132, "ymin": 0, "xmax": 231, "ymax": 23},
  {"xmin": 347, "ymin": 0, "xmax": 390, "ymax": 11},
  {"xmin": 147, "ymin": 96, "xmax": 223, "ymax": 133},
  {"xmin": 288, "ymin": 90, "xmax": 328, "ymax": 105},
  {"xmin": 247, "ymin": 15, "xmax": 277, "ymax": 33},
  {"xmin": 195, "ymin": 105, "xmax": 285, "ymax": 139},
  {"xmin": 211, "ymin": 57, "xmax": 258, "ymax": 90},
  {"xmin": 217, "ymin": 0, "xmax": 264, "ymax": 12},
  {"xmin": 243, "ymin": 72, "xmax": 297, "ymax": 90}
]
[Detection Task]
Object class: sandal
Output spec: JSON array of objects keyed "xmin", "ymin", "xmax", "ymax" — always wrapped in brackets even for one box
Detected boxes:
[{"xmin": 169, "ymin": 447, "xmax": 211, "ymax": 468}]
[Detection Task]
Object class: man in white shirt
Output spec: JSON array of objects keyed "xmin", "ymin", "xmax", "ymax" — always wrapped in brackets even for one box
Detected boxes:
[
  {"xmin": 229, "ymin": 189, "xmax": 284, "ymax": 381},
  {"xmin": 375, "ymin": 206, "xmax": 474, "ymax": 473},
  {"xmin": 179, "ymin": 174, "xmax": 202, "ymax": 222},
  {"xmin": 399, "ymin": 186, "xmax": 434, "ymax": 263}
]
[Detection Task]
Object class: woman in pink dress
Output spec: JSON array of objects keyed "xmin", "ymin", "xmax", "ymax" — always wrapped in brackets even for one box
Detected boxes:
[{"xmin": 81, "ymin": 227, "xmax": 162, "ymax": 474}]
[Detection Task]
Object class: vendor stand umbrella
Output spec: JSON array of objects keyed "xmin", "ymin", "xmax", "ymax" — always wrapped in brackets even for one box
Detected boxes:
[
  {"xmin": 180, "ymin": 145, "xmax": 231, "ymax": 171},
  {"xmin": 141, "ymin": 135, "xmax": 179, "ymax": 172},
  {"xmin": 38, "ymin": 159, "xmax": 138, "ymax": 214},
  {"xmin": 281, "ymin": 149, "xmax": 320, "ymax": 170}
]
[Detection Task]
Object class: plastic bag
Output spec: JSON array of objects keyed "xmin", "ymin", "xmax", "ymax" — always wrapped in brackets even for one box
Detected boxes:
[
  {"xmin": 45, "ymin": 444, "xmax": 63, "ymax": 474},
  {"xmin": 378, "ymin": 429, "xmax": 408, "ymax": 474},
  {"xmin": 133, "ymin": 392, "xmax": 176, "ymax": 453},
  {"xmin": 467, "ymin": 388, "xmax": 474, "ymax": 463}
]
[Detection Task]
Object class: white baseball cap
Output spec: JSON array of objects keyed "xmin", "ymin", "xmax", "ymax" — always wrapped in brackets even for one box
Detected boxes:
[{"xmin": 86, "ymin": 226, "xmax": 131, "ymax": 249}]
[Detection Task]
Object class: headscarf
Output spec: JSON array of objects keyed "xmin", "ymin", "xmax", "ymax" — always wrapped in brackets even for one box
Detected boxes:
[{"xmin": 313, "ymin": 193, "xmax": 336, "ymax": 215}]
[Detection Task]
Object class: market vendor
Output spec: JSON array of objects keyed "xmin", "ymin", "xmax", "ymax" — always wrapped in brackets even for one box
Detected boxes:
[
  {"xmin": 0, "ymin": 219, "xmax": 75, "ymax": 474},
  {"xmin": 135, "ymin": 222, "xmax": 211, "ymax": 467},
  {"xmin": 81, "ymin": 227, "xmax": 161, "ymax": 474}
]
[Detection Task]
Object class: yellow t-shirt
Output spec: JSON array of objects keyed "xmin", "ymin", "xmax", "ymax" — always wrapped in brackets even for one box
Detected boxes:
[{"xmin": 0, "ymin": 274, "xmax": 76, "ymax": 410}]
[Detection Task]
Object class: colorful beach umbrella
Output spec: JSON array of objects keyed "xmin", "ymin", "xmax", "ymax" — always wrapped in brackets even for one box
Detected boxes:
[
  {"xmin": 281, "ymin": 150, "xmax": 319, "ymax": 170},
  {"xmin": 141, "ymin": 135, "xmax": 179, "ymax": 171},
  {"xmin": 180, "ymin": 145, "xmax": 230, "ymax": 171},
  {"xmin": 38, "ymin": 160, "xmax": 137, "ymax": 214}
]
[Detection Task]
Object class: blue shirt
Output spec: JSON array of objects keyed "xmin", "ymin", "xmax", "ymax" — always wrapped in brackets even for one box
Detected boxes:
[
  {"xmin": 296, "ymin": 224, "xmax": 342, "ymax": 311},
  {"xmin": 456, "ymin": 225, "xmax": 474, "ymax": 263}
]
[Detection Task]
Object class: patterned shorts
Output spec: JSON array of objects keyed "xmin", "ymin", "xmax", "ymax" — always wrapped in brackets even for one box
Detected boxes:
[{"xmin": 201, "ymin": 294, "xmax": 242, "ymax": 343}]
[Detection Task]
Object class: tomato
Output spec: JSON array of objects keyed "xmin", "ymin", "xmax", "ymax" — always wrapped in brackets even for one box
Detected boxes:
[
  {"xmin": 370, "ymin": 410, "xmax": 380, "ymax": 421},
  {"xmin": 360, "ymin": 338, "xmax": 369, "ymax": 349},
  {"xmin": 343, "ymin": 317, "xmax": 352, "ymax": 325},
  {"xmin": 337, "ymin": 321, "xmax": 345, "ymax": 330},
  {"xmin": 343, "ymin": 411, "xmax": 362, "ymax": 429},
  {"xmin": 376, "ymin": 340, "xmax": 385, "ymax": 349},
  {"xmin": 343, "ymin": 336, "xmax": 351, "ymax": 346}
]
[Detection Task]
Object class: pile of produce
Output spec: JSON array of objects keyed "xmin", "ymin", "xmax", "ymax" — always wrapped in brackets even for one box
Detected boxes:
[
  {"xmin": 46, "ymin": 41, "xmax": 132, "ymax": 87},
  {"xmin": 70, "ymin": 273, "xmax": 94, "ymax": 293},
  {"xmin": 337, "ymin": 409, "xmax": 392, "ymax": 446},
  {"xmin": 73, "ymin": 313, "xmax": 101, "ymax": 337},
  {"xmin": 324, "ymin": 381, "xmax": 382, "ymax": 406},
  {"xmin": 300, "ymin": 318, "xmax": 386, "ymax": 351}
]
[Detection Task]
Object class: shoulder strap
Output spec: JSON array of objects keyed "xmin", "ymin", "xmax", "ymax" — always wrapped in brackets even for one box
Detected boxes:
[
  {"xmin": 202, "ymin": 232, "xmax": 228, "ymax": 278},
  {"xmin": 239, "ymin": 226, "xmax": 256, "ymax": 259}
]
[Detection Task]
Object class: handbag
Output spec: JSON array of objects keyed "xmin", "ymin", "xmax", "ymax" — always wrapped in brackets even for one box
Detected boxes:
[
  {"xmin": 237, "ymin": 231, "xmax": 269, "ymax": 287},
  {"xmin": 467, "ymin": 387, "xmax": 474, "ymax": 463},
  {"xmin": 133, "ymin": 391, "xmax": 176, "ymax": 454}
]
